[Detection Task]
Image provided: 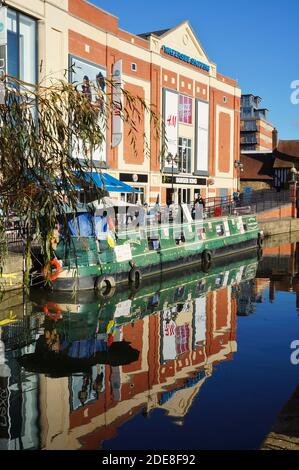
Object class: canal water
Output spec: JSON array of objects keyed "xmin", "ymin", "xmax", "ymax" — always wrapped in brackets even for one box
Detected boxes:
[{"xmin": 0, "ymin": 236, "xmax": 299, "ymax": 450}]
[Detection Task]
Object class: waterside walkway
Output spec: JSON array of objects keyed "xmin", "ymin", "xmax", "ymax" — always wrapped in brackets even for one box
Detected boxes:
[{"xmin": 262, "ymin": 386, "xmax": 299, "ymax": 450}]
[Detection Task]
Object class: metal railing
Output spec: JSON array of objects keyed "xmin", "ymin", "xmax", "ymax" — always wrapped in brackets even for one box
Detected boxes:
[{"xmin": 238, "ymin": 189, "xmax": 290, "ymax": 214}]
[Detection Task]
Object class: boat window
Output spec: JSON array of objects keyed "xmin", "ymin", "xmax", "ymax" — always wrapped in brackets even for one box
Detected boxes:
[
  {"xmin": 175, "ymin": 233, "xmax": 186, "ymax": 245},
  {"xmin": 147, "ymin": 293, "xmax": 160, "ymax": 312},
  {"xmin": 197, "ymin": 227, "xmax": 206, "ymax": 240},
  {"xmin": 243, "ymin": 223, "xmax": 248, "ymax": 231},
  {"xmin": 216, "ymin": 224, "xmax": 225, "ymax": 237},
  {"xmin": 148, "ymin": 237, "xmax": 160, "ymax": 251},
  {"xmin": 174, "ymin": 286, "xmax": 185, "ymax": 301},
  {"xmin": 215, "ymin": 274, "xmax": 224, "ymax": 287},
  {"xmin": 197, "ymin": 281, "xmax": 206, "ymax": 293}
]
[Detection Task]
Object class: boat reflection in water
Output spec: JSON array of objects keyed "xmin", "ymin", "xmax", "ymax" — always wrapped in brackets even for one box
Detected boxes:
[{"xmin": 2, "ymin": 254, "xmax": 258, "ymax": 450}]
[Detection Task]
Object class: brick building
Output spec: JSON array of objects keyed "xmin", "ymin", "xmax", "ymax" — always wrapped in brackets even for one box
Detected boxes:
[
  {"xmin": 240, "ymin": 94, "xmax": 276, "ymax": 152},
  {"xmin": 3, "ymin": 0, "xmax": 241, "ymax": 204}
]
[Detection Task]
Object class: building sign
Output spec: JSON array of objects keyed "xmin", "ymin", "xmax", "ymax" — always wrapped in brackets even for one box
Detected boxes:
[
  {"xmin": 163, "ymin": 89, "xmax": 179, "ymax": 167},
  {"xmin": 70, "ymin": 56, "xmax": 107, "ymax": 165},
  {"xmin": 161, "ymin": 45, "xmax": 210, "ymax": 72},
  {"xmin": 120, "ymin": 173, "xmax": 148, "ymax": 183},
  {"xmin": 195, "ymin": 99, "xmax": 209, "ymax": 175},
  {"xmin": 112, "ymin": 59, "xmax": 123, "ymax": 148},
  {"xmin": 114, "ymin": 299, "xmax": 132, "ymax": 319},
  {"xmin": 114, "ymin": 243, "xmax": 132, "ymax": 263},
  {"xmin": 162, "ymin": 175, "xmax": 207, "ymax": 186}
]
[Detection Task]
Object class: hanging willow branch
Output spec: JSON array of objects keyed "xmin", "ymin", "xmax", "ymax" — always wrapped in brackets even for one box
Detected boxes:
[{"xmin": 0, "ymin": 73, "xmax": 164, "ymax": 289}]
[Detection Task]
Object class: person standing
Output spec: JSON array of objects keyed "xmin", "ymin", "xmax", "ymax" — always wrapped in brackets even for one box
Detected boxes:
[{"xmin": 193, "ymin": 193, "xmax": 205, "ymax": 220}]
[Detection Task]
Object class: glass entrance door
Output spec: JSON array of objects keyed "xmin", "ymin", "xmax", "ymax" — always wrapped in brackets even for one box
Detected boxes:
[{"xmin": 178, "ymin": 188, "xmax": 191, "ymax": 204}]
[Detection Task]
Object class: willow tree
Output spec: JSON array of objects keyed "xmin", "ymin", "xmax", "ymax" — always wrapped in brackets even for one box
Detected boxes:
[{"xmin": 0, "ymin": 73, "xmax": 161, "ymax": 287}]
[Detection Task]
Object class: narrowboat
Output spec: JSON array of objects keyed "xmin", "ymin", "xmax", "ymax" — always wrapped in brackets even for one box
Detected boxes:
[
  {"xmin": 31, "ymin": 202, "xmax": 263, "ymax": 292},
  {"xmin": 31, "ymin": 251, "xmax": 258, "ymax": 324},
  {"xmin": 23, "ymin": 254, "xmax": 259, "ymax": 377}
]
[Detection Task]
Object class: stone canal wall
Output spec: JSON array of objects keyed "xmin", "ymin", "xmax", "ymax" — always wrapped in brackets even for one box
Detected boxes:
[
  {"xmin": 261, "ymin": 385, "xmax": 299, "ymax": 450},
  {"xmin": 256, "ymin": 203, "xmax": 292, "ymax": 222},
  {"xmin": 259, "ymin": 218, "xmax": 299, "ymax": 237},
  {"xmin": 0, "ymin": 251, "xmax": 24, "ymax": 291},
  {"xmin": 256, "ymin": 203, "xmax": 299, "ymax": 237}
]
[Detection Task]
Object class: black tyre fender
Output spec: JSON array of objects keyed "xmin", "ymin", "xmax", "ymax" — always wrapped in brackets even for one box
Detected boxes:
[
  {"xmin": 257, "ymin": 233, "xmax": 264, "ymax": 248},
  {"xmin": 95, "ymin": 275, "xmax": 116, "ymax": 297},
  {"xmin": 128, "ymin": 268, "xmax": 142, "ymax": 286},
  {"xmin": 257, "ymin": 247, "xmax": 263, "ymax": 261},
  {"xmin": 201, "ymin": 250, "xmax": 212, "ymax": 273},
  {"xmin": 202, "ymin": 250, "xmax": 212, "ymax": 265}
]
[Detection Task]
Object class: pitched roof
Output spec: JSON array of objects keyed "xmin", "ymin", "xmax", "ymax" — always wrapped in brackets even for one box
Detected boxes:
[
  {"xmin": 240, "ymin": 153, "xmax": 274, "ymax": 180},
  {"xmin": 273, "ymin": 152, "xmax": 299, "ymax": 169},
  {"xmin": 277, "ymin": 140, "xmax": 299, "ymax": 158},
  {"xmin": 138, "ymin": 28, "xmax": 170, "ymax": 40},
  {"xmin": 272, "ymin": 140, "xmax": 299, "ymax": 168}
]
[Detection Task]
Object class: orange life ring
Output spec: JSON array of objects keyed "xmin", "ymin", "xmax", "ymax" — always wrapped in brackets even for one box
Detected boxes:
[
  {"xmin": 43, "ymin": 259, "xmax": 62, "ymax": 281},
  {"xmin": 43, "ymin": 302, "xmax": 62, "ymax": 321}
]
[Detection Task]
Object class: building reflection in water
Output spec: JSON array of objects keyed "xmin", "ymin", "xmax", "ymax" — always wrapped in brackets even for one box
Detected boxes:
[
  {"xmin": 4, "ymin": 242, "xmax": 298, "ymax": 450},
  {"xmin": 235, "ymin": 238, "xmax": 299, "ymax": 317}
]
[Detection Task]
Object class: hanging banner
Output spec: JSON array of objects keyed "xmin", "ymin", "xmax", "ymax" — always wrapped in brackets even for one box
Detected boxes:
[
  {"xmin": 161, "ymin": 310, "xmax": 177, "ymax": 361},
  {"xmin": 195, "ymin": 99, "xmax": 209, "ymax": 175},
  {"xmin": 112, "ymin": 59, "xmax": 123, "ymax": 148},
  {"xmin": 163, "ymin": 89, "xmax": 179, "ymax": 168}
]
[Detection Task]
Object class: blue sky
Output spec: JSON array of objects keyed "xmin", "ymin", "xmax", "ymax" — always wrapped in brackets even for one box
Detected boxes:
[{"xmin": 92, "ymin": 0, "xmax": 299, "ymax": 140}]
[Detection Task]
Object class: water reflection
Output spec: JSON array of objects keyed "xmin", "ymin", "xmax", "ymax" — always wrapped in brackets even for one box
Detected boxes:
[{"xmin": 0, "ymin": 239, "xmax": 298, "ymax": 450}]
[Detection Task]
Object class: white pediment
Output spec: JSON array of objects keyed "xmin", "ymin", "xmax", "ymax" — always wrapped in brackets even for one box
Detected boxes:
[{"xmin": 159, "ymin": 21, "xmax": 211, "ymax": 68}]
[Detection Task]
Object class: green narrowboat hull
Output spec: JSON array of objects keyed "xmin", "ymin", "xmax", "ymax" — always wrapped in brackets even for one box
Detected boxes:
[
  {"xmin": 31, "ymin": 251, "xmax": 259, "ymax": 334},
  {"xmin": 35, "ymin": 213, "xmax": 261, "ymax": 291},
  {"xmin": 25, "ymin": 253, "xmax": 258, "ymax": 377}
]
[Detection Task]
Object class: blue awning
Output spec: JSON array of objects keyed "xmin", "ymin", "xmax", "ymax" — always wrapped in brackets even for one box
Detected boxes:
[{"xmin": 75, "ymin": 172, "xmax": 140, "ymax": 193}]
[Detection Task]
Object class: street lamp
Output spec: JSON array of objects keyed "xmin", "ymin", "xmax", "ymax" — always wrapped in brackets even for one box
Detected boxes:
[
  {"xmin": 234, "ymin": 160, "xmax": 244, "ymax": 192},
  {"xmin": 166, "ymin": 152, "xmax": 179, "ymax": 203},
  {"xmin": 288, "ymin": 166, "xmax": 298, "ymax": 218}
]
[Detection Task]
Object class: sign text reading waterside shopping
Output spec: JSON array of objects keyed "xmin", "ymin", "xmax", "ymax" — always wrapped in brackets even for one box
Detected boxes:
[{"xmin": 161, "ymin": 45, "xmax": 210, "ymax": 72}]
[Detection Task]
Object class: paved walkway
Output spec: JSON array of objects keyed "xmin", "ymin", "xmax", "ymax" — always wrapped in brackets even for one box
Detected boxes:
[{"xmin": 261, "ymin": 386, "xmax": 299, "ymax": 450}]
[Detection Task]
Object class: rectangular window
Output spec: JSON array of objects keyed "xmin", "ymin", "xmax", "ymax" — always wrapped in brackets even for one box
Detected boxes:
[
  {"xmin": 216, "ymin": 224, "xmax": 224, "ymax": 236},
  {"xmin": 179, "ymin": 95, "xmax": 192, "ymax": 124},
  {"xmin": 69, "ymin": 55, "xmax": 107, "ymax": 165},
  {"xmin": 121, "ymin": 187, "xmax": 144, "ymax": 205},
  {"xmin": 7, "ymin": 8, "xmax": 37, "ymax": 83},
  {"xmin": 178, "ymin": 137, "xmax": 192, "ymax": 174},
  {"xmin": 148, "ymin": 237, "xmax": 160, "ymax": 251},
  {"xmin": 241, "ymin": 120, "xmax": 257, "ymax": 131}
]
